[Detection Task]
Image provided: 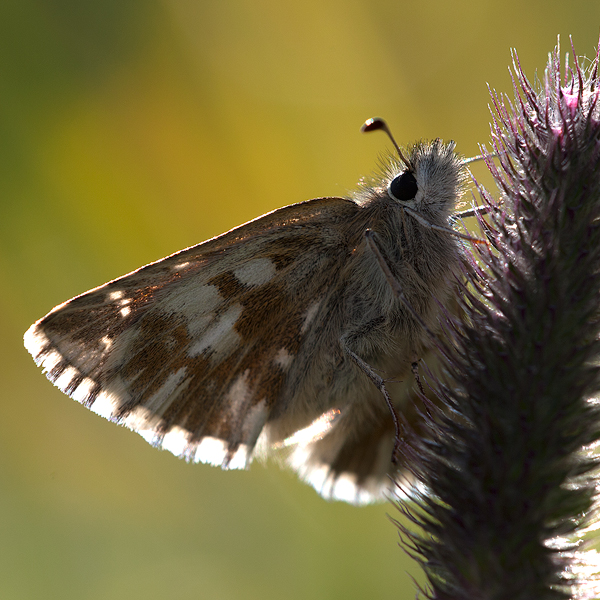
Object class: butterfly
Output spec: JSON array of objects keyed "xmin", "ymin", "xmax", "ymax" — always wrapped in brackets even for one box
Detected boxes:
[{"xmin": 24, "ymin": 118, "xmax": 471, "ymax": 505}]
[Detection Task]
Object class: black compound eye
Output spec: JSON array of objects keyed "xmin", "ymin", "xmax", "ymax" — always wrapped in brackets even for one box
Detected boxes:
[{"xmin": 388, "ymin": 171, "xmax": 418, "ymax": 201}]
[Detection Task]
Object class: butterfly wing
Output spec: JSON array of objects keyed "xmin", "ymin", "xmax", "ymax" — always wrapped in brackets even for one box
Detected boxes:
[
  {"xmin": 24, "ymin": 196, "xmax": 362, "ymax": 470},
  {"xmin": 286, "ymin": 375, "xmax": 434, "ymax": 504}
]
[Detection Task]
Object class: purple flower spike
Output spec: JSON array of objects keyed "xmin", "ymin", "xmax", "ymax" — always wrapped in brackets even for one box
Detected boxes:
[{"xmin": 395, "ymin": 38, "xmax": 600, "ymax": 599}]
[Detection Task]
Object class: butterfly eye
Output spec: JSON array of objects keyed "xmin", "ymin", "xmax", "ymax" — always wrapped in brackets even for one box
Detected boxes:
[{"xmin": 388, "ymin": 171, "xmax": 418, "ymax": 202}]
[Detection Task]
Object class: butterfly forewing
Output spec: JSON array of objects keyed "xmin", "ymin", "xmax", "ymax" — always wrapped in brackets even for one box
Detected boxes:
[{"xmin": 25, "ymin": 196, "xmax": 361, "ymax": 469}]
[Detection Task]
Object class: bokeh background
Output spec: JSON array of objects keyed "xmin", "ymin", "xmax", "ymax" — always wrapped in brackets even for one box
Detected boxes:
[{"xmin": 2, "ymin": 1, "xmax": 600, "ymax": 599}]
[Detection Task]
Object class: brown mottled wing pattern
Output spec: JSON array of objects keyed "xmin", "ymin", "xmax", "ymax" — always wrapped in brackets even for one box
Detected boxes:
[{"xmin": 24, "ymin": 197, "xmax": 360, "ymax": 470}]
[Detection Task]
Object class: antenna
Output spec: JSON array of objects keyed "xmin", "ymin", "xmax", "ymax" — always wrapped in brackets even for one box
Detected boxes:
[{"xmin": 361, "ymin": 117, "xmax": 410, "ymax": 169}]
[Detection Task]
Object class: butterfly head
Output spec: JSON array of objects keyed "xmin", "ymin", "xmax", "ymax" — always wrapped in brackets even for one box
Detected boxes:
[
  {"xmin": 361, "ymin": 117, "xmax": 466, "ymax": 220},
  {"xmin": 398, "ymin": 139, "xmax": 466, "ymax": 219}
]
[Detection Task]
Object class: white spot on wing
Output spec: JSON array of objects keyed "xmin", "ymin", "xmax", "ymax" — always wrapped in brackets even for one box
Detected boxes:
[
  {"xmin": 90, "ymin": 387, "xmax": 123, "ymax": 420},
  {"xmin": 141, "ymin": 367, "xmax": 188, "ymax": 416},
  {"xmin": 107, "ymin": 290, "xmax": 124, "ymax": 301},
  {"xmin": 222, "ymin": 375, "xmax": 267, "ymax": 443},
  {"xmin": 137, "ymin": 425, "xmax": 253, "ymax": 470},
  {"xmin": 240, "ymin": 399, "xmax": 268, "ymax": 445},
  {"xmin": 100, "ymin": 336, "xmax": 112, "ymax": 351},
  {"xmin": 275, "ymin": 408, "xmax": 340, "ymax": 448},
  {"xmin": 273, "ymin": 348, "xmax": 293, "ymax": 370},
  {"xmin": 23, "ymin": 324, "xmax": 51, "ymax": 361},
  {"xmin": 226, "ymin": 444, "xmax": 252, "ymax": 469},
  {"xmin": 71, "ymin": 376, "xmax": 97, "ymax": 403},
  {"xmin": 233, "ymin": 258, "xmax": 277, "ymax": 286},
  {"xmin": 172, "ymin": 261, "xmax": 190, "ymax": 271},
  {"xmin": 191, "ymin": 437, "xmax": 253, "ymax": 469},
  {"xmin": 38, "ymin": 347, "xmax": 63, "ymax": 373},
  {"xmin": 163, "ymin": 283, "xmax": 221, "ymax": 319},
  {"xmin": 327, "ymin": 474, "xmax": 378, "ymax": 505},
  {"xmin": 160, "ymin": 425, "xmax": 190, "ymax": 457},
  {"xmin": 289, "ymin": 449, "xmax": 383, "ymax": 505},
  {"xmin": 253, "ymin": 427, "xmax": 270, "ymax": 459},
  {"xmin": 53, "ymin": 365, "xmax": 80, "ymax": 392},
  {"xmin": 193, "ymin": 437, "xmax": 228, "ymax": 465},
  {"xmin": 137, "ymin": 427, "xmax": 156, "ymax": 446},
  {"xmin": 224, "ymin": 371, "xmax": 251, "ymax": 414},
  {"xmin": 125, "ymin": 405, "xmax": 160, "ymax": 432},
  {"xmin": 160, "ymin": 283, "xmax": 223, "ymax": 339},
  {"xmin": 301, "ymin": 301, "xmax": 321, "ymax": 333},
  {"xmin": 188, "ymin": 303, "xmax": 242, "ymax": 357},
  {"xmin": 112, "ymin": 295, "xmax": 132, "ymax": 317}
]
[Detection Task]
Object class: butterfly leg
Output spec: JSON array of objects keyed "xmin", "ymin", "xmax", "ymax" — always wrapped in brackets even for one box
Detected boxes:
[
  {"xmin": 364, "ymin": 230, "xmax": 437, "ymax": 340},
  {"xmin": 402, "ymin": 206, "xmax": 486, "ymax": 244},
  {"xmin": 339, "ymin": 333, "xmax": 402, "ymax": 464},
  {"xmin": 411, "ymin": 361, "xmax": 425, "ymax": 395}
]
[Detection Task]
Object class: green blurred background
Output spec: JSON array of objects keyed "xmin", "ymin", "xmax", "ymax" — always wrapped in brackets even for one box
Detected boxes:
[{"xmin": 2, "ymin": 1, "xmax": 599, "ymax": 599}]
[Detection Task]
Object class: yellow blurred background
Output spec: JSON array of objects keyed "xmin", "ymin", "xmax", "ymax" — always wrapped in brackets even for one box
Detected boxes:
[{"xmin": 2, "ymin": 1, "xmax": 599, "ymax": 599}]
